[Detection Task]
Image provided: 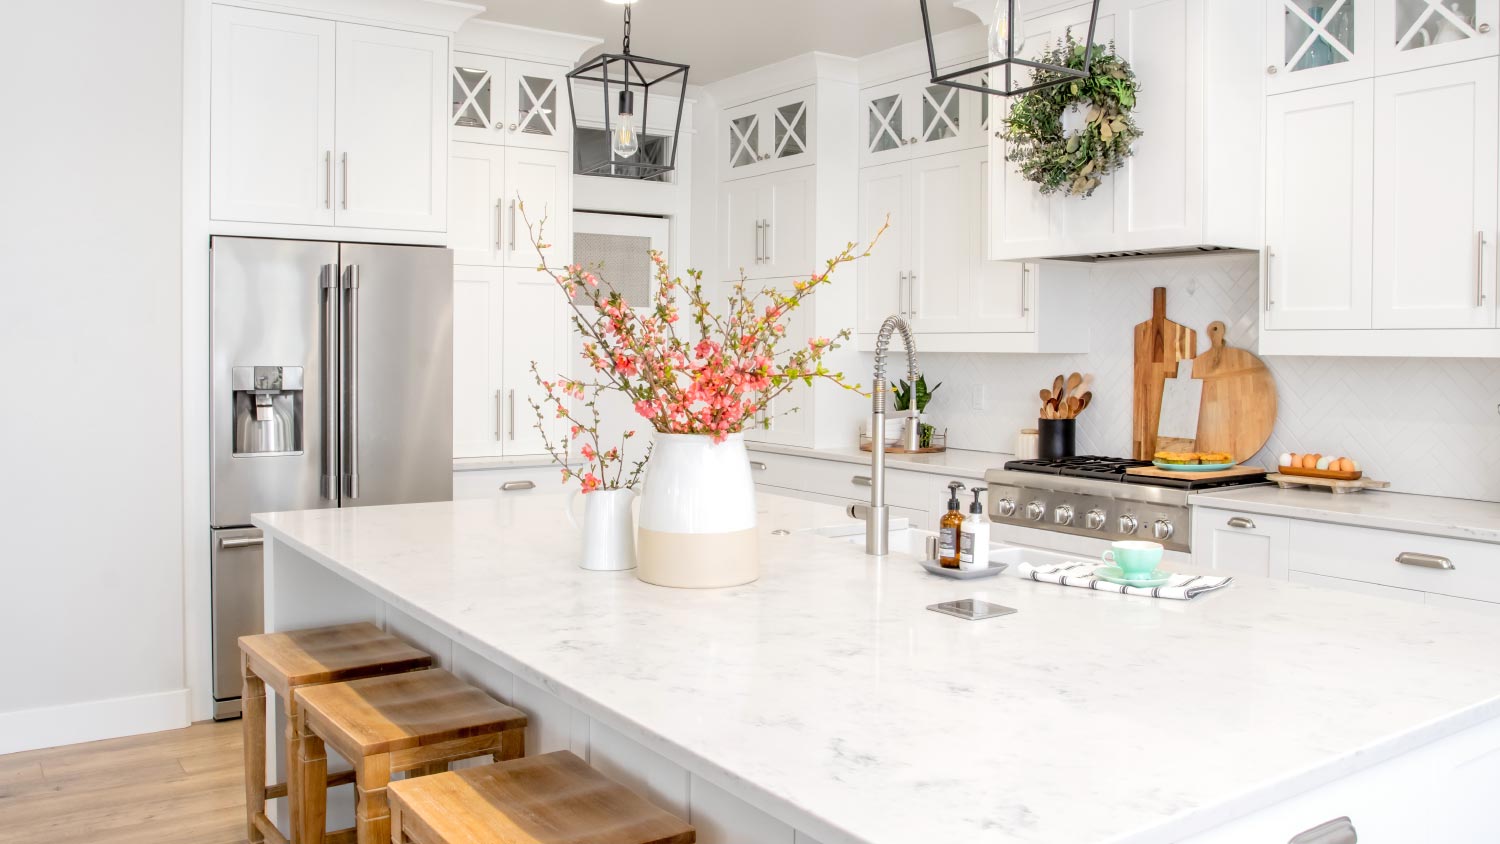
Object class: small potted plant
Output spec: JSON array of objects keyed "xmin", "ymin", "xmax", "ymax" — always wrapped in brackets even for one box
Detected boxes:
[{"xmin": 891, "ymin": 375, "xmax": 941, "ymax": 449}]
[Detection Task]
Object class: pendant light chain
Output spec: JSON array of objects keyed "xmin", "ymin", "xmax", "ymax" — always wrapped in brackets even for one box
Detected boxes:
[{"xmin": 622, "ymin": 5, "xmax": 631, "ymax": 55}]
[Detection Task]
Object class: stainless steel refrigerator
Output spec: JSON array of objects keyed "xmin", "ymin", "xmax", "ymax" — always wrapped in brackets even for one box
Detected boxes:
[{"xmin": 208, "ymin": 237, "xmax": 452, "ymax": 719}]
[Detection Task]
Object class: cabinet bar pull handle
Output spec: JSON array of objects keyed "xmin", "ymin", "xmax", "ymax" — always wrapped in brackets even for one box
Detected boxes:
[
  {"xmin": 501, "ymin": 480, "xmax": 536, "ymax": 491},
  {"xmin": 1476, "ymin": 230, "xmax": 1487, "ymax": 307},
  {"xmin": 1227, "ymin": 516, "xmax": 1256, "ymax": 530},
  {"xmin": 1396, "ymin": 551, "xmax": 1454, "ymax": 570},
  {"xmin": 750, "ymin": 460, "xmax": 768, "ymax": 470},
  {"xmin": 852, "ymin": 475, "xmax": 873, "ymax": 487},
  {"xmin": 218, "ymin": 536, "xmax": 264, "ymax": 550},
  {"xmin": 509, "ymin": 199, "xmax": 517, "ymax": 252},
  {"xmin": 1022, "ymin": 265, "xmax": 1031, "ymax": 316},
  {"xmin": 340, "ymin": 152, "xmax": 349, "ymax": 210},
  {"xmin": 496, "ymin": 200, "xmax": 504, "ymax": 251},
  {"xmin": 494, "ymin": 390, "xmax": 503, "ymax": 441},
  {"xmin": 909, "ymin": 271, "xmax": 918, "ymax": 317},
  {"xmin": 897, "ymin": 271, "xmax": 908, "ymax": 317},
  {"xmin": 763, "ymin": 218, "xmax": 771, "ymax": 263},
  {"xmin": 1264, "ymin": 246, "xmax": 1274, "ymax": 311},
  {"xmin": 508, "ymin": 389, "xmax": 516, "ymax": 441},
  {"xmin": 324, "ymin": 151, "xmax": 332, "ymax": 209},
  {"xmin": 1289, "ymin": 817, "xmax": 1356, "ymax": 844},
  {"xmin": 754, "ymin": 220, "xmax": 763, "ymax": 262}
]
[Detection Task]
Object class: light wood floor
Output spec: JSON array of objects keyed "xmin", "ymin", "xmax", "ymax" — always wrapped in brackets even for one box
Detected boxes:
[{"xmin": 0, "ymin": 720, "xmax": 248, "ymax": 844}]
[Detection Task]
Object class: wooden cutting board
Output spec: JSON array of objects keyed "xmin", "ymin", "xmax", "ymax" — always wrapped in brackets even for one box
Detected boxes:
[
  {"xmin": 1132, "ymin": 287, "xmax": 1196, "ymax": 459},
  {"xmin": 1126, "ymin": 464, "xmax": 1268, "ymax": 482},
  {"xmin": 1190, "ymin": 321, "xmax": 1277, "ymax": 463}
]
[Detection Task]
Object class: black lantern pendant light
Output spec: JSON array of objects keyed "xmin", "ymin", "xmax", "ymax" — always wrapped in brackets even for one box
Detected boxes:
[
  {"xmin": 566, "ymin": 3, "xmax": 689, "ymax": 179},
  {"xmin": 919, "ymin": 0, "xmax": 1101, "ymax": 97}
]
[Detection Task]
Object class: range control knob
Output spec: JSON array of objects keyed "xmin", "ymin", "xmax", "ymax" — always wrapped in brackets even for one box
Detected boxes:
[
  {"xmin": 995, "ymin": 498, "xmax": 1017, "ymax": 517},
  {"xmin": 1118, "ymin": 514, "xmax": 1140, "ymax": 534},
  {"xmin": 1085, "ymin": 508, "xmax": 1107, "ymax": 530},
  {"xmin": 1053, "ymin": 504, "xmax": 1074, "ymax": 526},
  {"xmin": 1153, "ymin": 519, "xmax": 1175, "ymax": 541},
  {"xmin": 1025, "ymin": 501, "xmax": 1047, "ymax": 522}
]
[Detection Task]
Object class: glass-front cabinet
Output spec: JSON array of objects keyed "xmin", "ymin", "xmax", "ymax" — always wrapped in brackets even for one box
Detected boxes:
[
  {"xmin": 1377, "ymin": 0, "xmax": 1498, "ymax": 72},
  {"xmin": 720, "ymin": 87, "xmax": 815, "ymax": 180},
  {"xmin": 859, "ymin": 74, "xmax": 982, "ymax": 167},
  {"xmin": 451, "ymin": 52, "xmax": 569, "ymax": 151},
  {"xmin": 1267, "ymin": 0, "xmax": 1374, "ymax": 92}
]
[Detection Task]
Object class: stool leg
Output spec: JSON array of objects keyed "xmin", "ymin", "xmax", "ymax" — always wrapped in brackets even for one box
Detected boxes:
[
  {"xmin": 285, "ymin": 696, "xmax": 303, "ymax": 842},
  {"xmin": 354, "ymin": 755, "xmax": 392, "ymax": 844},
  {"xmin": 241, "ymin": 658, "xmax": 267, "ymax": 844},
  {"xmin": 298, "ymin": 733, "xmax": 328, "ymax": 844},
  {"xmin": 497, "ymin": 727, "xmax": 525, "ymax": 763}
]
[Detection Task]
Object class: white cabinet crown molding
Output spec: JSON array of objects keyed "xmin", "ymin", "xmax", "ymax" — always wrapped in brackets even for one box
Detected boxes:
[
  {"xmin": 217, "ymin": 0, "xmax": 482, "ymax": 33},
  {"xmin": 706, "ymin": 52, "xmax": 857, "ymax": 111},
  {"xmin": 455, "ymin": 18, "xmax": 603, "ymax": 65}
]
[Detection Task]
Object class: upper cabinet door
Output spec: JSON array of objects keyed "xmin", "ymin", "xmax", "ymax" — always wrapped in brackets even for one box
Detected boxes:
[
  {"xmin": 764, "ymin": 89, "xmax": 816, "ymax": 170},
  {"xmin": 719, "ymin": 179, "xmax": 761, "ymax": 280},
  {"xmin": 210, "ymin": 6, "xmax": 336, "ymax": 226},
  {"xmin": 908, "ymin": 154, "xmax": 970, "ymax": 333},
  {"xmin": 334, "ymin": 23, "xmax": 446, "ymax": 232},
  {"xmin": 857, "ymin": 162, "xmax": 910, "ymax": 333},
  {"xmin": 723, "ymin": 100, "xmax": 766, "ymax": 178},
  {"xmin": 760, "ymin": 168, "xmax": 814, "ymax": 279},
  {"xmin": 1372, "ymin": 59, "xmax": 1497, "ymax": 328},
  {"xmin": 448, "ymin": 142, "xmax": 506, "ymax": 266},
  {"xmin": 450, "ymin": 52, "xmax": 506, "ymax": 145},
  {"xmin": 910, "ymin": 78, "xmax": 969, "ymax": 158},
  {"xmin": 502, "ymin": 61, "xmax": 570, "ymax": 151},
  {"xmin": 501, "ymin": 266, "xmax": 569, "ymax": 456},
  {"xmin": 1375, "ymin": 0, "xmax": 1500, "ymax": 73},
  {"xmin": 860, "ymin": 78, "xmax": 911, "ymax": 167},
  {"xmin": 504, "ymin": 148, "xmax": 572, "ymax": 268},
  {"xmin": 972, "ymin": 155, "xmax": 1032, "ymax": 333},
  {"xmin": 1266, "ymin": 0, "xmax": 1375, "ymax": 93},
  {"xmin": 1265, "ymin": 80, "xmax": 1375, "ymax": 329}
]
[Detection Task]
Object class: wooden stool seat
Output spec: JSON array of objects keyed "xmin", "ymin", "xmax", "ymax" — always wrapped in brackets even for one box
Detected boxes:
[
  {"xmin": 239, "ymin": 622, "xmax": 433, "ymax": 844},
  {"xmin": 388, "ymin": 751, "xmax": 696, "ymax": 844},
  {"xmin": 295, "ymin": 668, "xmax": 528, "ymax": 844}
]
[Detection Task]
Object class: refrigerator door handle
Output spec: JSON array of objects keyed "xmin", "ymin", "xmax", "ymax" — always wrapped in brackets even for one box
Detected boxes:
[
  {"xmin": 343, "ymin": 264, "xmax": 361, "ymax": 500},
  {"xmin": 321, "ymin": 263, "xmax": 339, "ymax": 501}
]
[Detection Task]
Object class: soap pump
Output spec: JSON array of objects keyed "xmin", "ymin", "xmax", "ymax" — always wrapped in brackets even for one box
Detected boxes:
[
  {"xmin": 959, "ymin": 486, "xmax": 990, "ymax": 571},
  {"xmin": 938, "ymin": 481, "xmax": 966, "ymax": 569}
]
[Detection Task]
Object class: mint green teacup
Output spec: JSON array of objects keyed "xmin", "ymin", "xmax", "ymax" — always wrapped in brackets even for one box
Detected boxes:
[{"xmin": 1102, "ymin": 541, "xmax": 1164, "ymax": 580}]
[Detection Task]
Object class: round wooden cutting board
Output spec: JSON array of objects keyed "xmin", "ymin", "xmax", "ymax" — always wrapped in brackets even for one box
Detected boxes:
[{"xmin": 1190, "ymin": 321, "xmax": 1276, "ymax": 463}]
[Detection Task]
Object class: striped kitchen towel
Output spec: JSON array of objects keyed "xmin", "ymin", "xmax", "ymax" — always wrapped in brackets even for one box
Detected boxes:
[{"xmin": 1016, "ymin": 561, "xmax": 1232, "ymax": 600}]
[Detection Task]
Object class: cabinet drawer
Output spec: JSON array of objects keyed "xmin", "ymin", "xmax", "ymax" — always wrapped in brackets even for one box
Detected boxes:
[
  {"xmin": 1191, "ymin": 509, "xmax": 1291, "ymax": 579},
  {"xmin": 452, "ymin": 466, "xmax": 562, "ymax": 499},
  {"xmin": 1290, "ymin": 521, "xmax": 1500, "ymax": 604},
  {"xmin": 746, "ymin": 451, "xmax": 810, "ymax": 489}
]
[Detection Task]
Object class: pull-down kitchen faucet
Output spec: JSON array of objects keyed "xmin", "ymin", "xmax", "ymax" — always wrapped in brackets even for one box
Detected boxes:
[{"xmin": 866, "ymin": 315, "xmax": 921, "ymax": 556}]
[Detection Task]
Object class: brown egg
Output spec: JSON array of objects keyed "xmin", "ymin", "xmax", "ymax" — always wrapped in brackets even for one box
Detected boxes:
[
  {"xmin": 1301, "ymin": 453, "xmax": 1319, "ymax": 469},
  {"xmin": 1336, "ymin": 457, "xmax": 1354, "ymax": 472},
  {"xmin": 1288, "ymin": 452, "xmax": 1301, "ymax": 467}
]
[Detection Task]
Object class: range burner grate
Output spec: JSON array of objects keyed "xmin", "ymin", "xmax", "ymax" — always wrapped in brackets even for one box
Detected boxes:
[{"xmin": 1004, "ymin": 455, "xmax": 1267, "ymax": 491}]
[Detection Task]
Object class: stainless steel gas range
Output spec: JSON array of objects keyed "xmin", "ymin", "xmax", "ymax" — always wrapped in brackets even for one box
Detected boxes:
[{"xmin": 983, "ymin": 457, "xmax": 1268, "ymax": 555}]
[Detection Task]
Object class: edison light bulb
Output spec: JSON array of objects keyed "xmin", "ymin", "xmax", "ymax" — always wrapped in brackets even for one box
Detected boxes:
[
  {"xmin": 987, "ymin": 0, "xmax": 1012, "ymax": 57},
  {"xmin": 611, "ymin": 90, "xmax": 639, "ymax": 159}
]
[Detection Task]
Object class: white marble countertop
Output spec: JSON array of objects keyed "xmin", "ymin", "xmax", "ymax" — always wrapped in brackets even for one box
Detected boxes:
[
  {"xmin": 1193, "ymin": 486, "xmax": 1500, "ymax": 544},
  {"xmin": 747, "ymin": 441, "xmax": 1008, "ymax": 479},
  {"xmin": 254, "ymin": 493, "xmax": 1500, "ymax": 844}
]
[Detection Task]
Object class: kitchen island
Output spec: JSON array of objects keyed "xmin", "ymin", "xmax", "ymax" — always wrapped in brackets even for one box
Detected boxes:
[{"xmin": 254, "ymin": 492, "xmax": 1500, "ymax": 844}]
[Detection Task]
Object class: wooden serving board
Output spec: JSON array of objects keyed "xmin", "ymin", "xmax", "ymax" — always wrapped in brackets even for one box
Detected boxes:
[
  {"xmin": 1268, "ymin": 473, "xmax": 1391, "ymax": 494},
  {"xmin": 858, "ymin": 443, "xmax": 947, "ymax": 454},
  {"xmin": 1132, "ymin": 287, "xmax": 1197, "ymax": 460},
  {"xmin": 1189, "ymin": 322, "xmax": 1277, "ymax": 464},
  {"xmin": 1126, "ymin": 464, "xmax": 1268, "ymax": 482}
]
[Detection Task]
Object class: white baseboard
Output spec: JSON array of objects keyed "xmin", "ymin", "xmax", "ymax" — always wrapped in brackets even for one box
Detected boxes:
[{"xmin": 0, "ymin": 688, "xmax": 191, "ymax": 754}]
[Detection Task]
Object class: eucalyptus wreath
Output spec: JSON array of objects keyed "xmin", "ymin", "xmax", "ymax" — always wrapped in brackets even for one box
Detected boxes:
[{"xmin": 1001, "ymin": 33, "xmax": 1142, "ymax": 198}]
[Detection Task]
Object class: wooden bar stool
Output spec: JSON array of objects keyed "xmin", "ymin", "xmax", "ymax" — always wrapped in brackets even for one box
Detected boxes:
[
  {"xmin": 240, "ymin": 622, "xmax": 433, "ymax": 844},
  {"xmin": 388, "ymin": 751, "xmax": 695, "ymax": 844},
  {"xmin": 295, "ymin": 667, "xmax": 529, "ymax": 844}
]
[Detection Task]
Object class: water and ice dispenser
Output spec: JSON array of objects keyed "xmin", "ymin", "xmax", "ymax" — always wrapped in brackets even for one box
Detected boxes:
[{"xmin": 231, "ymin": 366, "xmax": 303, "ymax": 455}]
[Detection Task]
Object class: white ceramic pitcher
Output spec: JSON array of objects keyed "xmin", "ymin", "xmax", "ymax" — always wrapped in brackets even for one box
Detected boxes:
[{"xmin": 566, "ymin": 487, "xmax": 638, "ymax": 571}]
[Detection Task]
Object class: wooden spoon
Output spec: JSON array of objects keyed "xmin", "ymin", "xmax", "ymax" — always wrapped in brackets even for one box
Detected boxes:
[
  {"xmin": 1052, "ymin": 374, "xmax": 1065, "ymax": 397},
  {"xmin": 1039, "ymin": 388, "xmax": 1053, "ymax": 405},
  {"xmin": 1077, "ymin": 391, "xmax": 1092, "ymax": 414},
  {"xmin": 1067, "ymin": 396, "xmax": 1081, "ymax": 418},
  {"xmin": 1066, "ymin": 372, "xmax": 1083, "ymax": 397}
]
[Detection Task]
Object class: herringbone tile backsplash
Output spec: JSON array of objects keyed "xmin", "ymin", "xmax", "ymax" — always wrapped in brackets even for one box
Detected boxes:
[{"xmin": 867, "ymin": 253, "xmax": 1500, "ymax": 502}]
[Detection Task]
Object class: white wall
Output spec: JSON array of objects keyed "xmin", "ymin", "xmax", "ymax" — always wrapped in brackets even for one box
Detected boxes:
[
  {"xmin": 886, "ymin": 253, "xmax": 1500, "ymax": 502},
  {"xmin": 0, "ymin": 0, "xmax": 188, "ymax": 752}
]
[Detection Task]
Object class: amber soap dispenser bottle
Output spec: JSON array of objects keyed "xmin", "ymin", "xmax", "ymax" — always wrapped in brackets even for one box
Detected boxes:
[{"xmin": 938, "ymin": 481, "xmax": 966, "ymax": 568}]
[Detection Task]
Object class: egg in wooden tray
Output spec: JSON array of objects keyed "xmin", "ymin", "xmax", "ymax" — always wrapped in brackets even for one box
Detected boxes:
[{"xmin": 1277, "ymin": 451, "xmax": 1362, "ymax": 479}]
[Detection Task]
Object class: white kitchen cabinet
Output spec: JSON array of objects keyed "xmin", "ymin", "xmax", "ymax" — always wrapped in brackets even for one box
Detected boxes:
[
  {"xmin": 332, "ymin": 23, "xmax": 446, "ymax": 232},
  {"xmin": 856, "ymin": 161, "xmax": 911, "ymax": 331},
  {"xmin": 1374, "ymin": 0, "xmax": 1499, "ymax": 74},
  {"xmin": 717, "ymin": 168, "xmax": 815, "ymax": 282},
  {"xmin": 452, "ymin": 464, "xmax": 565, "ymax": 499},
  {"xmin": 451, "ymin": 52, "xmax": 571, "ymax": 152},
  {"xmin": 1289, "ymin": 520, "xmax": 1500, "ymax": 604},
  {"xmin": 858, "ymin": 74, "xmax": 978, "ymax": 169},
  {"xmin": 1264, "ymin": 80, "xmax": 1375, "ymax": 330},
  {"xmin": 1191, "ymin": 510, "xmax": 1291, "ymax": 579},
  {"xmin": 722, "ymin": 87, "xmax": 817, "ymax": 180},
  {"xmin": 451, "ymin": 265, "xmax": 568, "ymax": 459},
  {"xmin": 908, "ymin": 153, "xmax": 970, "ymax": 333},
  {"xmin": 210, "ymin": 6, "xmax": 336, "ymax": 226},
  {"xmin": 1371, "ymin": 59, "xmax": 1497, "ymax": 328},
  {"xmin": 209, "ymin": 7, "xmax": 447, "ymax": 232},
  {"xmin": 448, "ymin": 143, "xmax": 570, "ymax": 268},
  {"xmin": 1265, "ymin": 0, "xmax": 1375, "ymax": 94},
  {"xmin": 988, "ymin": 0, "xmax": 1261, "ymax": 260}
]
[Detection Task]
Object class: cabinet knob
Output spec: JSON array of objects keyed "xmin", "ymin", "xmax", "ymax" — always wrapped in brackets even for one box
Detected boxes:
[
  {"xmin": 1267, "ymin": 64, "xmax": 1279, "ymax": 75},
  {"xmin": 1289, "ymin": 817, "xmax": 1356, "ymax": 844},
  {"xmin": 907, "ymin": 137, "xmax": 917, "ymax": 144},
  {"xmin": 1481, "ymin": 22, "xmax": 1492, "ymax": 33},
  {"xmin": 509, "ymin": 123, "xmax": 517, "ymax": 131}
]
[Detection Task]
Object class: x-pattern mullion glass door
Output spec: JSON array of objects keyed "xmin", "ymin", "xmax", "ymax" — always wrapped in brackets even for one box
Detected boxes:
[
  {"xmin": 1266, "ymin": 0, "xmax": 1374, "ymax": 93},
  {"xmin": 1377, "ymin": 0, "xmax": 1497, "ymax": 73},
  {"xmin": 772, "ymin": 100, "xmax": 810, "ymax": 162},
  {"xmin": 916, "ymin": 81, "xmax": 967, "ymax": 155},
  {"xmin": 727, "ymin": 111, "xmax": 763, "ymax": 172},
  {"xmin": 861, "ymin": 79, "xmax": 908, "ymax": 167},
  {"xmin": 505, "ymin": 61, "xmax": 568, "ymax": 151},
  {"xmin": 451, "ymin": 53, "xmax": 505, "ymax": 144}
]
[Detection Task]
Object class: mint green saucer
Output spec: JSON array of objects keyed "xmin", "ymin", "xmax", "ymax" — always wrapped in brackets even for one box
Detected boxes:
[{"xmin": 1093, "ymin": 566, "xmax": 1172, "ymax": 588}]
